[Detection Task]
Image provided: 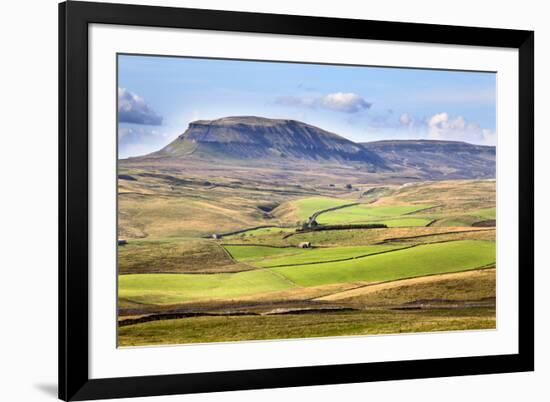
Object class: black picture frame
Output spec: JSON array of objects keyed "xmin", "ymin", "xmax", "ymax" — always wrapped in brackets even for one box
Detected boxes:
[{"xmin": 59, "ymin": 1, "xmax": 534, "ymax": 400}]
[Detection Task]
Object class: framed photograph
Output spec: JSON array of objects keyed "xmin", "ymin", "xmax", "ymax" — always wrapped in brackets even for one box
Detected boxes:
[{"xmin": 59, "ymin": 1, "xmax": 534, "ymax": 400}]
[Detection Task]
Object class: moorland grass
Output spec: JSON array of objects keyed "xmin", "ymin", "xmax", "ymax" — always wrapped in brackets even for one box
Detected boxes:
[
  {"xmin": 375, "ymin": 217, "xmax": 433, "ymax": 227},
  {"xmin": 432, "ymin": 215, "xmax": 482, "ymax": 227},
  {"xmin": 382, "ymin": 228, "xmax": 496, "ymax": 245},
  {"xmin": 383, "ymin": 180, "xmax": 495, "ymax": 210},
  {"xmin": 118, "ymin": 238, "xmax": 246, "ymax": 274},
  {"xmin": 118, "ymin": 193, "xmax": 264, "ymax": 238},
  {"xmin": 320, "ymin": 268, "xmax": 496, "ymax": 305},
  {"xmin": 118, "ymin": 307, "xmax": 496, "ymax": 346}
]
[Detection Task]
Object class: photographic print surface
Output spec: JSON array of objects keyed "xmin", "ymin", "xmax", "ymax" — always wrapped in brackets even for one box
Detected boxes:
[{"xmin": 117, "ymin": 54, "xmax": 496, "ymax": 347}]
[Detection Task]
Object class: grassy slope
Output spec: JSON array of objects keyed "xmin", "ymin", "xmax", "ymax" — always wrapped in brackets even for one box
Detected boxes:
[
  {"xmin": 317, "ymin": 204, "xmax": 432, "ymax": 224},
  {"xmin": 118, "ymin": 238, "xmax": 249, "ymax": 274},
  {"xmin": 319, "ymin": 268, "xmax": 496, "ymax": 305},
  {"xmin": 223, "ymin": 245, "xmax": 302, "ymax": 261},
  {"xmin": 118, "ymin": 307, "xmax": 495, "ymax": 346},
  {"xmin": 227, "ymin": 244, "xmax": 403, "ymax": 267},
  {"xmin": 119, "ymin": 269, "xmax": 296, "ymax": 304},
  {"xmin": 378, "ymin": 180, "xmax": 495, "ymax": 210},
  {"xmin": 118, "ymin": 194, "xmax": 264, "ymax": 238},
  {"xmin": 255, "ymin": 245, "xmax": 404, "ymax": 267},
  {"xmin": 117, "ymin": 177, "xmax": 497, "ymax": 345},
  {"xmin": 472, "ymin": 207, "xmax": 496, "ymax": 220},
  {"xmin": 292, "ymin": 197, "xmax": 353, "ymax": 220},
  {"xmin": 224, "ymin": 227, "xmax": 295, "ymax": 239},
  {"xmin": 119, "ymin": 240, "xmax": 494, "ymax": 304},
  {"xmin": 222, "ymin": 226, "xmax": 492, "ymax": 247},
  {"xmin": 272, "ymin": 240, "xmax": 495, "ymax": 287},
  {"xmin": 377, "ymin": 217, "xmax": 433, "ymax": 227}
]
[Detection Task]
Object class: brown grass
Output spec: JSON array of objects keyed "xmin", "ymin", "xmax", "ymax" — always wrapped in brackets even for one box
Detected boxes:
[
  {"xmin": 318, "ymin": 268, "xmax": 496, "ymax": 306},
  {"xmin": 118, "ymin": 238, "xmax": 252, "ymax": 274},
  {"xmin": 118, "ymin": 307, "xmax": 496, "ymax": 346}
]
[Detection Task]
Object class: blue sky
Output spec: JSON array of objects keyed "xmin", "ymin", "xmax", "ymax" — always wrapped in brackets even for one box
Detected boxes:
[{"xmin": 118, "ymin": 54, "xmax": 496, "ymax": 158}]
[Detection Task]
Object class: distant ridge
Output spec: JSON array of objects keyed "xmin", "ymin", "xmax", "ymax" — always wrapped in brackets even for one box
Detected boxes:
[
  {"xmin": 361, "ymin": 139, "xmax": 495, "ymax": 179},
  {"xmin": 136, "ymin": 116, "xmax": 495, "ymax": 180}
]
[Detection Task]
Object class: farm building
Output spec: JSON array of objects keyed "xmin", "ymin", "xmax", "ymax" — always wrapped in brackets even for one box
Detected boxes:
[
  {"xmin": 298, "ymin": 241, "xmax": 311, "ymax": 249},
  {"xmin": 212, "ymin": 234, "xmax": 221, "ymax": 239},
  {"xmin": 118, "ymin": 239, "xmax": 127, "ymax": 246}
]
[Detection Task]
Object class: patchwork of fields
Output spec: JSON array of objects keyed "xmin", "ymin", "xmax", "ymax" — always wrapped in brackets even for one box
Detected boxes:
[
  {"xmin": 117, "ymin": 171, "xmax": 496, "ymax": 346},
  {"xmin": 120, "ymin": 240, "xmax": 494, "ymax": 305}
]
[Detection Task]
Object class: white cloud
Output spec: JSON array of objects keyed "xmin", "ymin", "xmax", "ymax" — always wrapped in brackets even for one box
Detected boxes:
[
  {"xmin": 427, "ymin": 112, "xmax": 495, "ymax": 145},
  {"xmin": 319, "ymin": 92, "xmax": 372, "ymax": 113},
  {"xmin": 276, "ymin": 92, "xmax": 371, "ymax": 113},
  {"xmin": 399, "ymin": 112, "xmax": 413, "ymax": 127},
  {"xmin": 118, "ymin": 87, "xmax": 163, "ymax": 125}
]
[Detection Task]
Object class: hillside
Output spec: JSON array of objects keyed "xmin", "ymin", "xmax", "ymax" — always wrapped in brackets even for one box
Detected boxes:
[
  {"xmin": 149, "ymin": 116, "xmax": 387, "ymax": 170},
  {"xmin": 126, "ymin": 116, "xmax": 496, "ymax": 181},
  {"xmin": 360, "ymin": 140, "xmax": 496, "ymax": 179}
]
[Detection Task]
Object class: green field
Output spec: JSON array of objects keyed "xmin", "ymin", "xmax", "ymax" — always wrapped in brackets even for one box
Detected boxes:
[
  {"xmin": 224, "ymin": 227, "xmax": 295, "ymax": 239},
  {"xmin": 292, "ymin": 197, "xmax": 354, "ymax": 220},
  {"xmin": 226, "ymin": 244, "xmax": 401, "ymax": 267},
  {"xmin": 223, "ymin": 245, "xmax": 302, "ymax": 261},
  {"xmin": 119, "ymin": 269, "xmax": 295, "ymax": 304},
  {"xmin": 118, "ymin": 171, "xmax": 497, "ymax": 345},
  {"xmin": 473, "ymin": 207, "xmax": 496, "ymax": 220},
  {"xmin": 316, "ymin": 204, "xmax": 433, "ymax": 225},
  {"xmin": 119, "ymin": 240, "xmax": 494, "ymax": 304},
  {"xmin": 271, "ymin": 240, "xmax": 494, "ymax": 287}
]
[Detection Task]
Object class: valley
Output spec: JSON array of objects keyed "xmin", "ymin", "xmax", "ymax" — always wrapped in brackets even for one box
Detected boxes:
[{"xmin": 117, "ymin": 116, "xmax": 496, "ymax": 346}]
